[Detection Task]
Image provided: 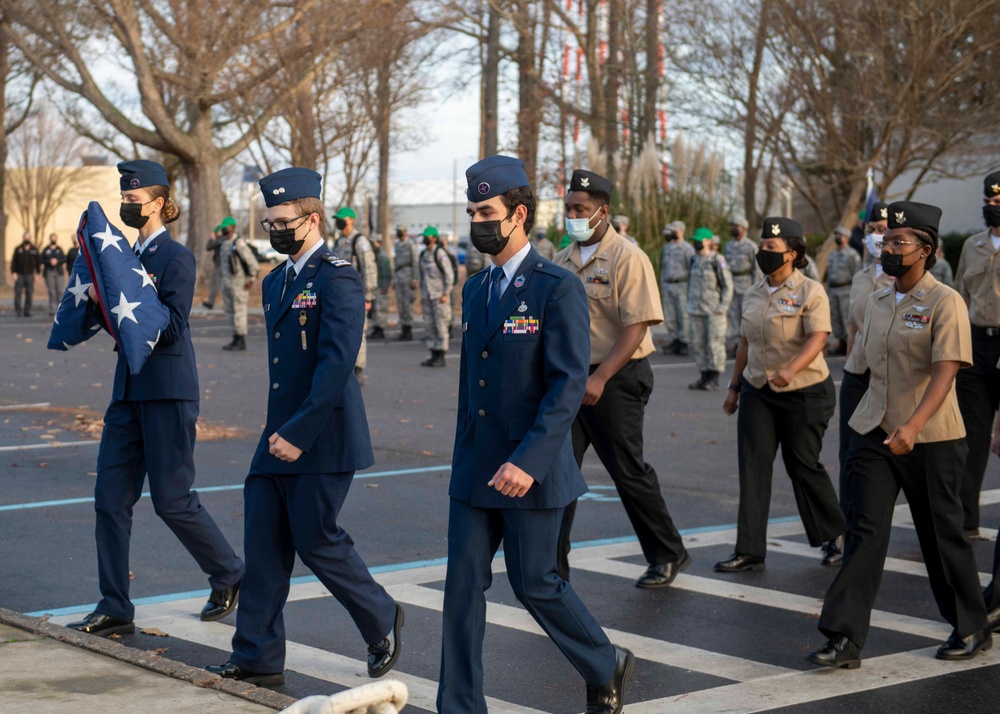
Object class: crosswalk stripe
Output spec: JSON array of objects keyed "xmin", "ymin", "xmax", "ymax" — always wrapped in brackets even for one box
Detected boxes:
[
  {"xmin": 625, "ymin": 645, "xmax": 1000, "ymax": 713},
  {"xmin": 136, "ymin": 615, "xmax": 547, "ymax": 714},
  {"xmin": 387, "ymin": 583, "xmax": 791, "ymax": 684},
  {"xmin": 570, "ymin": 557, "xmax": 950, "ymax": 641},
  {"xmin": 768, "ymin": 537, "xmax": 993, "ymax": 586}
]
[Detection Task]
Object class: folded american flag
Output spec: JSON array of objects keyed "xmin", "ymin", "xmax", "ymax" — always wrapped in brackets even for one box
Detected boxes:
[{"xmin": 47, "ymin": 202, "xmax": 170, "ymax": 375}]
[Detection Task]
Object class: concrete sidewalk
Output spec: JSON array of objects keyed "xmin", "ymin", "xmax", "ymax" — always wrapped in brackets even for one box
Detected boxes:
[{"xmin": 0, "ymin": 610, "xmax": 292, "ymax": 713}]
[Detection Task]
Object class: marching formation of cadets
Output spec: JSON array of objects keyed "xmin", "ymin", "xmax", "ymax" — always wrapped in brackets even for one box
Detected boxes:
[{"xmin": 48, "ymin": 157, "xmax": 1000, "ymax": 714}]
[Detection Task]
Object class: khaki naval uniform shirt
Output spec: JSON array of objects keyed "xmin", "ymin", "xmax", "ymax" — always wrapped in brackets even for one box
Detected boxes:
[
  {"xmin": 850, "ymin": 271, "xmax": 971, "ymax": 443},
  {"xmin": 844, "ymin": 265, "xmax": 894, "ymax": 375},
  {"xmin": 553, "ymin": 225, "xmax": 663, "ymax": 365},
  {"xmin": 955, "ymin": 229, "xmax": 1000, "ymax": 326},
  {"xmin": 740, "ymin": 269, "xmax": 831, "ymax": 392}
]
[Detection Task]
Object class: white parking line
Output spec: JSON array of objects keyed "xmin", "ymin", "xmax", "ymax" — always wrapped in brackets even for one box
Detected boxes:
[{"xmin": 0, "ymin": 440, "xmax": 99, "ymax": 453}]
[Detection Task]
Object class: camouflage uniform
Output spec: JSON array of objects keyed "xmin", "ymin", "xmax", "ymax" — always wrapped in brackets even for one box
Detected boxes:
[
  {"xmin": 687, "ymin": 252, "xmax": 733, "ymax": 387},
  {"xmin": 221, "ymin": 233, "xmax": 259, "ymax": 340},
  {"xmin": 724, "ymin": 238, "xmax": 761, "ymax": 347},
  {"xmin": 825, "ymin": 247, "xmax": 861, "ymax": 344},
  {"xmin": 420, "ymin": 243, "xmax": 455, "ymax": 354},
  {"xmin": 660, "ymin": 239, "xmax": 695, "ymax": 349},
  {"xmin": 332, "ymin": 230, "xmax": 377, "ymax": 371},
  {"xmin": 393, "ymin": 237, "xmax": 420, "ymax": 333}
]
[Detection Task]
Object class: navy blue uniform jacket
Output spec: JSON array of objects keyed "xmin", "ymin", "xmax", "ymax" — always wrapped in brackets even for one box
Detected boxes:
[
  {"xmin": 451, "ymin": 248, "xmax": 590, "ymax": 509},
  {"xmin": 90, "ymin": 230, "xmax": 200, "ymax": 402},
  {"xmin": 251, "ymin": 246, "xmax": 374, "ymax": 475}
]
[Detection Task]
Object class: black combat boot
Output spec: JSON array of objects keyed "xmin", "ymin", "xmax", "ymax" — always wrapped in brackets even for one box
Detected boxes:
[
  {"xmin": 704, "ymin": 370, "xmax": 720, "ymax": 390},
  {"xmin": 222, "ymin": 334, "xmax": 238, "ymax": 350},
  {"xmin": 368, "ymin": 326, "xmax": 385, "ymax": 339},
  {"xmin": 676, "ymin": 341, "xmax": 689, "ymax": 356},
  {"xmin": 688, "ymin": 371, "xmax": 709, "ymax": 390},
  {"xmin": 396, "ymin": 325, "xmax": 413, "ymax": 341}
]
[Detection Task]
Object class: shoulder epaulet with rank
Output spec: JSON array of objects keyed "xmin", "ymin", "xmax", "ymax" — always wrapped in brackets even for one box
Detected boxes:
[{"xmin": 323, "ymin": 253, "xmax": 352, "ymax": 267}]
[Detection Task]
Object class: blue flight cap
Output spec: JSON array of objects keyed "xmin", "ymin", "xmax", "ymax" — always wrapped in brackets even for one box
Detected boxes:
[
  {"xmin": 466, "ymin": 155, "xmax": 530, "ymax": 202},
  {"xmin": 259, "ymin": 167, "xmax": 322, "ymax": 207},
  {"xmin": 118, "ymin": 160, "xmax": 169, "ymax": 191}
]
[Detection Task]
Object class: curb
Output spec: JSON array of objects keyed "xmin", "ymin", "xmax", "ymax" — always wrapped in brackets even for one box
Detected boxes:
[{"xmin": 0, "ymin": 607, "xmax": 296, "ymax": 711}]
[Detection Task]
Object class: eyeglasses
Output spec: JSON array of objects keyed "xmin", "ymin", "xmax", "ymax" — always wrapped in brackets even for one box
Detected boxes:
[
  {"xmin": 880, "ymin": 239, "xmax": 921, "ymax": 250},
  {"xmin": 259, "ymin": 214, "xmax": 309, "ymax": 233},
  {"xmin": 863, "ymin": 226, "xmax": 885, "ymax": 235}
]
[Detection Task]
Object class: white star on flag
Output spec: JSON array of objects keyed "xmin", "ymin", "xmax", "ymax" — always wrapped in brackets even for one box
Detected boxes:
[
  {"xmin": 93, "ymin": 222, "xmax": 124, "ymax": 252},
  {"xmin": 132, "ymin": 267, "xmax": 156, "ymax": 290},
  {"xmin": 146, "ymin": 329, "xmax": 161, "ymax": 352},
  {"xmin": 67, "ymin": 274, "xmax": 93, "ymax": 307},
  {"xmin": 110, "ymin": 291, "xmax": 141, "ymax": 327}
]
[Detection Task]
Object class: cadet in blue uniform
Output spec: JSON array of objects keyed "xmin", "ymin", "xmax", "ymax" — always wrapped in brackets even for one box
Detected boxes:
[
  {"xmin": 438, "ymin": 156, "xmax": 632, "ymax": 714},
  {"xmin": 206, "ymin": 168, "xmax": 402, "ymax": 687},
  {"xmin": 68, "ymin": 160, "xmax": 244, "ymax": 637}
]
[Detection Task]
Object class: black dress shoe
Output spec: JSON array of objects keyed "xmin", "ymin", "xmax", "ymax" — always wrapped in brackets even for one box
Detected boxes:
[
  {"xmin": 987, "ymin": 606, "xmax": 1000, "ymax": 632},
  {"xmin": 201, "ymin": 580, "xmax": 240, "ymax": 622},
  {"xmin": 586, "ymin": 645, "xmax": 634, "ymax": 714},
  {"xmin": 821, "ymin": 534, "xmax": 845, "ymax": 566},
  {"xmin": 714, "ymin": 553, "xmax": 765, "ymax": 573},
  {"xmin": 635, "ymin": 552, "xmax": 691, "ymax": 589},
  {"xmin": 807, "ymin": 634, "xmax": 861, "ymax": 669},
  {"xmin": 935, "ymin": 628, "xmax": 993, "ymax": 660},
  {"xmin": 367, "ymin": 604, "xmax": 404, "ymax": 678},
  {"xmin": 205, "ymin": 661, "xmax": 284, "ymax": 686},
  {"xmin": 66, "ymin": 612, "xmax": 135, "ymax": 637}
]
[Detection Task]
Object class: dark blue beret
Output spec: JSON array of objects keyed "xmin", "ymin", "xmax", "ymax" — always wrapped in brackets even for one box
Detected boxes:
[
  {"xmin": 760, "ymin": 216, "xmax": 803, "ymax": 240},
  {"xmin": 887, "ymin": 201, "xmax": 941, "ymax": 232},
  {"xmin": 259, "ymin": 167, "xmax": 322, "ymax": 207},
  {"xmin": 118, "ymin": 160, "xmax": 169, "ymax": 191},
  {"xmin": 569, "ymin": 169, "xmax": 613, "ymax": 196},
  {"xmin": 466, "ymin": 155, "xmax": 530, "ymax": 202}
]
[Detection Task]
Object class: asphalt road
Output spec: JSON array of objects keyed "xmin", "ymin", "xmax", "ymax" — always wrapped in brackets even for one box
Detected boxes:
[{"xmin": 3, "ymin": 306, "xmax": 1000, "ymax": 713}]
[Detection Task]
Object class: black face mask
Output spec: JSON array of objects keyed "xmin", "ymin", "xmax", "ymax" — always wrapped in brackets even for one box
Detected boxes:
[
  {"xmin": 269, "ymin": 226, "xmax": 306, "ymax": 255},
  {"xmin": 470, "ymin": 215, "xmax": 515, "ymax": 256},
  {"xmin": 396, "ymin": 229, "xmax": 405, "ymax": 239},
  {"xmin": 120, "ymin": 201, "xmax": 151, "ymax": 229},
  {"xmin": 755, "ymin": 249, "xmax": 790, "ymax": 275},
  {"xmin": 692, "ymin": 240, "xmax": 704, "ymax": 252},
  {"xmin": 730, "ymin": 228, "xmax": 740, "ymax": 238},
  {"xmin": 984, "ymin": 205, "xmax": 1000, "ymax": 228},
  {"xmin": 881, "ymin": 247, "xmax": 924, "ymax": 278},
  {"xmin": 335, "ymin": 218, "xmax": 348, "ymax": 231}
]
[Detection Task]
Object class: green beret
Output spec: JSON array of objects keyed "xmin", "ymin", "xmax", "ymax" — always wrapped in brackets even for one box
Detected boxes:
[
  {"xmin": 693, "ymin": 227, "xmax": 713, "ymax": 241},
  {"xmin": 334, "ymin": 207, "xmax": 356, "ymax": 220},
  {"xmin": 422, "ymin": 226, "xmax": 439, "ymax": 238},
  {"xmin": 220, "ymin": 216, "xmax": 236, "ymax": 229}
]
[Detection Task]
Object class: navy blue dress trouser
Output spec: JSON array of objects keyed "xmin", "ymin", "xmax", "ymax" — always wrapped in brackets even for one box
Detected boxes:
[
  {"xmin": 94, "ymin": 399, "xmax": 243, "ymax": 621},
  {"xmin": 231, "ymin": 471, "xmax": 396, "ymax": 673},
  {"xmin": 438, "ymin": 498, "xmax": 616, "ymax": 714}
]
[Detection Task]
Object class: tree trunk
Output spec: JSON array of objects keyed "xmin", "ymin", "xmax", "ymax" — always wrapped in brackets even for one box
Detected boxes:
[
  {"xmin": 639, "ymin": 0, "xmax": 659, "ymax": 143},
  {"xmin": 0, "ymin": 15, "xmax": 8, "ymax": 286},
  {"xmin": 743, "ymin": 0, "xmax": 769, "ymax": 226},
  {"xmin": 601, "ymin": 0, "xmax": 622, "ymax": 187},
  {"xmin": 480, "ymin": 1, "xmax": 500, "ymax": 158},
  {"xmin": 182, "ymin": 153, "xmax": 227, "ymax": 288},
  {"xmin": 289, "ymin": 83, "xmax": 319, "ymax": 170},
  {"xmin": 375, "ymin": 62, "xmax": 391, "ymax": 238},
  {"xmin": 515, "ymin": 3, "xmax": 540, "ymax": 186}
]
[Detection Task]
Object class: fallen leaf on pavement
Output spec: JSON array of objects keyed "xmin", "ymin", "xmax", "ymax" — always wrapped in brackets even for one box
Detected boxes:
[{"xmin": 140, "ymin": 628, "xmax": 169, "ymax": 637}]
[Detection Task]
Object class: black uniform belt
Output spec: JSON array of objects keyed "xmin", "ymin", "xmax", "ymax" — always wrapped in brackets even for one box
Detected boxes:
[
  {"xmin": 731, "ymin": 270, "xmax": 752, "ymax": 276},
  {"xmin": 972, "ymin": 325, "xmax": 1000, "ymax": 338},
  {"xmin": 827, "ymin": 281, "xmax": 852, "ymax": 288},
  {"xmin": 664, "ymin": 277, "xmax": 687, "ymax": 284}
]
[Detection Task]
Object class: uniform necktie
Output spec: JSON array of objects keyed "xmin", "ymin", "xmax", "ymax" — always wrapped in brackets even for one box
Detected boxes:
[
  {"xmin": 487, "ymin": 265, "xmax": 502, "ymax": 321},
  {"xmin": 283, "ymin": 265, "xmax": 296, "ymax": 300}
]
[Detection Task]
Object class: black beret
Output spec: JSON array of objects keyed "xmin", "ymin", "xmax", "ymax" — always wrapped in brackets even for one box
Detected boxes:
[
  {"xmin": 887, "ymin": 201, "xmax": 942, "ymax": 232},
  {"xmin": 760, "ymin": 216, "xmax": 802, "ymax": 240},
  {"xmin": 985, "ymin": 170, "xmax": 1000, "ymax": 198},
  {"xmin": 868, "ymin": 202, "xmax": 889, "ymax": 222},
  {"xmin": 568, "ymin": 169, "xmax": 613, "ymax": 196}
]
